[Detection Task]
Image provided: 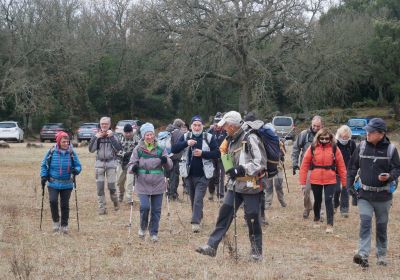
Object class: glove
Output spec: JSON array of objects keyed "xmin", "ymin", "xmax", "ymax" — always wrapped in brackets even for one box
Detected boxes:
[
  {"xmin": 131, "ymin": 165, "xmax": 139, "ymax": 174},
  {"xmin": 226, "ymin": 165, "xmax": 246, "ymax": 179},
  {"xmin": 71, "ymin": 168, "xmax": 79, "ymax": 175},
  {"xmin": 293, "ymin": 166, "xmax": 299, "ymax": 176},
  {"xmin": 160, "ymin": 156, "xmax": 167, "ymax": 164},
  {"xmin": 41, "ymin": 177, "xmax": 48, "ymax": 187}
]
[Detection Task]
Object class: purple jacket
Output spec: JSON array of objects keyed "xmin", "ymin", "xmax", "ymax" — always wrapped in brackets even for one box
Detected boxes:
[{"xmin": 129, "ymin": 139, "xmax": 173, "ymax": 195}]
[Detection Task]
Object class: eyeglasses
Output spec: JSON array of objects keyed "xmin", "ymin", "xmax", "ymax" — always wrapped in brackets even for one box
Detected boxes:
[{"xmin": 319, "ymin": 137, "xmax": 330, "ymax": 141}]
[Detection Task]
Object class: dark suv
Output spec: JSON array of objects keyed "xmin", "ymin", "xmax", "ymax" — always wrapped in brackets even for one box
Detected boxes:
[
  {"xmin": 40, "ymin": 123, "xmax": 73, "ymax": 142},
  {"xmin": 76, "ymin": 122, "xmax": 99, "ymax": 142}
]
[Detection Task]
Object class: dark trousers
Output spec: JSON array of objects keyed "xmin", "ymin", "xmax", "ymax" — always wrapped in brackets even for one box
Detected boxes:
[
  {"xmin": 208, "ymin": 160, "xmax": 225, "ymax": 198},
  {"xmin": 48, "ymin": 187, "xmax": 72, "ymax": 227},
  {"xmin": 333, "ymin": 176, "xmax": 349, "ymax": 212},
  {"xmin": 138, "ymin": 193, "xmax": 163, "ymax": 236},
  {"xmin": 207, "ymin": 190, "xmax": 263, "ymax": 255},
  {"xmin": 311, "ymin": 184, "xmax": 336, "ymax": 225},
  {"xmin": 186, "ymin": 176, "xmax": 209, "ymax": 224},
  {"xmin": 167, "ymin": 160, "xmax": 180, "ymax": 198}
]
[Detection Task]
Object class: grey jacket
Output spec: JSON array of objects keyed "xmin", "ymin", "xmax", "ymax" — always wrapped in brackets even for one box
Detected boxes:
[
  {"xmin": 129, "ymin": 139, "xmax": 173, "ymax": 195},
  {"xmin": 226, "ymin": 121, "xmax": 267, "ymax": 194},
  {"xmin": 88, "ymin": 134, "xmax": 122, "ymax": 168},
  {"xmin": 291, "ymin": 128, "xmax": 315, "ymax": 168}
]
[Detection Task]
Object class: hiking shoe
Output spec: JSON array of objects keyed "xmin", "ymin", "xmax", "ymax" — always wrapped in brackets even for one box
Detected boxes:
[
  {"xmin": 60, "ymin": 226, "xmax": 68, "ymax": 234},
  {"xmin": 260, "ymin": 216, "xmax": 269, "ymax": 226},
  {"xmin": 250, "ymin": 254, "xmax": 263, "ymax": 262},
  {"xmin": 138, "ymin": 229, "xmax": 145, "ymax": 239},
  {"xmin": 341, "ymin": 212, "xmax": 349, "ymax": 218},
  {"xmin": 280, "ymin": 201, "xmax": 287, "ymax": 208},
  {"xmin": 313, "ymin": 221, "xmax": 321, "ymax": 228},
  {"xmin": 150, "ymin": 235, "xmax": 158, "ymax": 243},
  {"xmin": 377, "ymin": 256, "xmax": 388, "ymax": 266},
  {"xmin": 192, "ymin": 224, "xmax": 200, "ymax": 233},
  {"xmin": 98, "ymin": 208, "xmax": 107, "ymax": 215},
  {"xmin": 195, "ymin": 245, "xmax": 216, "ymax": 257},
  {"xmin": 353, "ymin": 254, "xmax": 369, "ymax": 268},
  {"xmin": 325, "ymin": 225, "xmax": 334, "ymax": 234},
  {"xmin": 303, "ymin": 209, "xmax": 310, "ymax": 219},
  {"xmin": 118, "ymin": 193, "xmax": 124, "ymax": 203},
  {"xmin": 208, "ymin": 193, "xmax": 214, "ymax": 201},
  {"xmin": 52, "ymin": 222, "xmax": 60, "ymax": 232}
]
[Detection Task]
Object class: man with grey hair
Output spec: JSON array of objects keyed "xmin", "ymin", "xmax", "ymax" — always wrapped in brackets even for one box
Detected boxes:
[
  {"xmin": 292, "ymin": 115, "xmax": 323, "ymax": 219},
  {"xmin": 89, "ymin": 117, "xmax": 122, "ymax": 214},
  {"xmin": 196, "ymin": 111, "xmax": 267, "ymax": 261}
]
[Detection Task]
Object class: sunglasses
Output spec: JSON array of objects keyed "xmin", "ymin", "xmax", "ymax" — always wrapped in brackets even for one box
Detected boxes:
[{"xmin": 319, "ymin": 137, "xmax": 330, "ymax": 141}]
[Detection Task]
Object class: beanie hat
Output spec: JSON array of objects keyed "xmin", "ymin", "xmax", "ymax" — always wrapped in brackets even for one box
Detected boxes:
[
  {"xmin": 123, "ymin": 123, "xmax": 133, "ymax": 132},
  {"xmin": 173, "ymin": 118, "xmax": 185, "ymax": 128},
  {"xmin": 55, "ymin": 131, "xmax": 69, "ymax": 146},
  {"xmin": 140, "ymin": 122, "xmax": 155, "ymax": 138},
  {"xmin": 191, "ymin": 115, "xmax": 203, "ymax": 124}
]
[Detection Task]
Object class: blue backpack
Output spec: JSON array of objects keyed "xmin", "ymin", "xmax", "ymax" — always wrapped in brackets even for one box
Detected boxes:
[
  {"xmin": 157, "ymin": 131, "xmax": 172, "ymax": 154},
  {"xmin": 244, "ymin": 124, "xmax": 281, "ymax": 178}
]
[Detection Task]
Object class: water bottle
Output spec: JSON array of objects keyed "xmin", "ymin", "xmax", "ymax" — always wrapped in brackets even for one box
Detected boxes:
[
  {"xmin": 354, "ymin": 178, "xmax": 361, "ymax": 190},
  {"xmin": 389, "ymin": 181, "xmax": 397, "ymax": 193}
]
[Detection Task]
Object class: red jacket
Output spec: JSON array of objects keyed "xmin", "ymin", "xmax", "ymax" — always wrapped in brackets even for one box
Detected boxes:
[{"xmin": 299, "ymin": 143, "xmax": 347, "ymax": 186}]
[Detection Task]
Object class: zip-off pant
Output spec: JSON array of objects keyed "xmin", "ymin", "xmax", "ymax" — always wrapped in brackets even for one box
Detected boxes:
[
  {"xmin": 208, "ymin": 160, "xmax": 225, "ymax": 198},
  {"xmin": 311, "ymin": 184, "xmax": 335, "ymax": 225},
  {"xmin": 138, "ymin": 193, "xmax": 163, "ymax": 236},
  {"xmin": 117, "ymin": 164, "xmax": 134, "ymax": 201},
  {"xmin": 96, "ymin": 166, "xmax": 118, "ymax": 209},
  {"xmin": 185, "ymin": 176, "xmax": 209, "ymax": 224},
  {"xmin": 207, "ymin": 190, "xmax": 263, "ymax": 256},
  {"xmin": 48, "ymin": 187, "xmax": 72, "ymax": 227},
  {"xmin": 265, "ymin": 171, "xmax": 286, "ymax": 208},
  {"xmin": 357, "ymin": 199, "xmax": 391, "ymax": 258}
]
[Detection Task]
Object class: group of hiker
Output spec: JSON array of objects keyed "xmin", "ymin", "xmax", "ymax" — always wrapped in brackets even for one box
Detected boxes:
[{"xmin": 39, "ymin": 112, "xmax": 399, "ymax": 266}]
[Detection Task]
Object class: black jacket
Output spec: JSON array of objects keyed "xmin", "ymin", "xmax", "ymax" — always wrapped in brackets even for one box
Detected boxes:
[
  {"xmin": 337, "ymin": 139, "xmax": 356, "ymax": 169},
  {"xmin": 346, "ymin": 137, "xmax": 400, "ymax": 202}
]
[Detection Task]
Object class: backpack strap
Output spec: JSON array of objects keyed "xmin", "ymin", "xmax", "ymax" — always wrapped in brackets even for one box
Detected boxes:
[
  {"xmin": 310, "ymin": 144, "xmax": 337, "ymax": 171},
  {"xmin": 45, "ymin": 145, "xmax": 75, "ymax": 172},
  {"xmin": 138, "ymin": 145, "xmax": 163, "ymax": 159},
  {"xmin": 203, "ymin": 132, "xmax": 212, "ymax": 147},
  {"xmin": 359, "ymin": 141, "xmax": 393, "ymax": 163}
]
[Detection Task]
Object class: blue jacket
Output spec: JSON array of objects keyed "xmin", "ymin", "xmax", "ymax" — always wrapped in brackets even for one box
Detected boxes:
[{"xmin": 40, "ymin": 146, "xmax": 82, "ymax": 189}]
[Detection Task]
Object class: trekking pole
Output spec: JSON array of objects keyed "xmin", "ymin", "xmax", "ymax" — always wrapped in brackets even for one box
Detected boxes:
[
  {"xmin": 282, "ymin": 162, "xmax": 290, "ymax": 193},
  {"xmin": 128, "ymin": 175, "xmax": 136, "ymax": 243},
  {"xmin": 232, "ymin": 180, "xmax": 238, "ymax": 261},
  {"xmin": 217, "ymin": 168, "xmax": 222, "ymax": 208},
  {"xmin": 39, "ymin": 181, "xmax": 45, "ymax": 230},
  {"xmin": 73, "ymin": 175, "xmax": 80, "ymax": 231},
  {"xmin": 165, "ymin": 178, "xmax": 172, "ymax": 234}
]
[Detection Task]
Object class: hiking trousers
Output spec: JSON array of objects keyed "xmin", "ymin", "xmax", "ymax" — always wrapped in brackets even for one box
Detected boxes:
[
  {"xmin": 168, "ymin": 160, "xmax": 180, "ymax": 198},
  {"xmin": 311, "ymin": 184, "xmax": 335, "ymax": 225},
  {"xmin": 48, "ymin": 187, "xmax": 72, "ymax": 227},
  {"xmin": 265, "ymin": 171, "xmax": 286, "ymax": 209},
  {"xmin": 186, "ymin": 176, "xmax": 209, "ymax": 224},
  {"xmin": 357, "ymin": 199, "xmax": 391, "ymax": 258},
  {"xmin": 96, "ymin": 166, "xmax": 118, "ymax": 210},
  {"xmin": 334, "ymin": 175, "xmax": 349, "ymax": 213},
  {"xmin": 208, "ymin": 160, "xmax": 225, "ymax": 198},
  {"xmin": 138, "ymin": 193, "xmax": 163, "ymax": 236},
  {"xmin": 116, "ymin": 164, "xmax": 134, "ymax": 201},
  {"xmin": 304, "ymin": 171, "xmax": 313, "ymax": 211}
]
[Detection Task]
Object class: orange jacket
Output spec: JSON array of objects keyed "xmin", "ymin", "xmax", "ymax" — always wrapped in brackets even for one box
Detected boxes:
[{"xmin": 299, "ymin": 143, "xmax": 347, "ymax": 186}]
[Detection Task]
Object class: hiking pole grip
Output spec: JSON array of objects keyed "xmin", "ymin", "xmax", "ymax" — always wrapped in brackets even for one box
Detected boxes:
[
  {"xmin": 73, "ymin": 175, "xmax": 80, "ymax": 231},
  {"xmin": 39, "ymin": 183, "xmax": 45, "ymax": 230}
]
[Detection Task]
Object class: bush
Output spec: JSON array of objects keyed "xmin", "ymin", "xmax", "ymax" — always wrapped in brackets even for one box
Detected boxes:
[{"xmin": 352, "ymin": 99, "xmax": 377, "ymax": 108}]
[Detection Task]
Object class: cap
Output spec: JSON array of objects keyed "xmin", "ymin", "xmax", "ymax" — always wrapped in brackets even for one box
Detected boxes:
[{"xmin": 217, "ymin": 111, "xmax": 242, "ymax": 127}]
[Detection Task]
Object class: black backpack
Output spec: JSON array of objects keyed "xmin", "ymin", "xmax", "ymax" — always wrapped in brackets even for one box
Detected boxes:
[{"xmin": 309, "ymin": 144, "xmax": 337, "ymax": 171}]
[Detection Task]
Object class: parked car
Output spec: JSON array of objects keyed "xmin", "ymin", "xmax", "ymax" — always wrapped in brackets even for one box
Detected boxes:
[
  {"xmin": 115, "ymin": 120, "xmax": 140, "ymax": 135},
  {"xmin": 272, "ymin": 116, "xmax": 295, "ymax": 139},
  {"xmin": 0, "ymin": 121, "xmax": 24, "ymax": 142},
  {"xmin": 40, "ymin": 123, "xmax": 73, "ymax": 142},
  {"xmin": 348, "ymin": 118, "xmax": 369, "ymax": 140},
  {"xmin": 76, "ymin": 122, "xmax": 99, "ymax": 142}
]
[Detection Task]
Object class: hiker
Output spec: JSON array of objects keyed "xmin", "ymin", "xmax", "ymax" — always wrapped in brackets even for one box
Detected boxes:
[
  {"xmin": 207, "ymin": 112, "xmax": 227, "ymax": 202},
  {"xmin": 171, "ymin": 115, "xmax": 220, "ymax": 233},
  {"xmin": 334, "ymin": 125, "xmax": 356, "ymax": 216},
  {"xmin": 40, "ymin": 131, "xmax": 82, "ymax": 233},
  {"xmin": 347, "ymin": 118, "xmax": 400, "ymax": 267},
  {"xmin": 166, "ymin": 118, "xmax": 186, "ymax": 200},
  {"xmin": 116, "ymin": 123, "xmax": 140, "ymax": 203},
  {"xmin": 196, "ymin": 111, "xmax": 266, "ymax": 261},
  {"xmin": 292, "ymin": 116, "xmax": 324, "ymax": 219},
  {"xmin": 128, "ymin": 122, "xmax": 172, "ymax": 242},
  {"xmin": 299, "ymin": 128, "xmax": 347, "ymax": 233},
  {"xmin": 89, "ymin": 117, "xmax": 122, "ymax": 214}
]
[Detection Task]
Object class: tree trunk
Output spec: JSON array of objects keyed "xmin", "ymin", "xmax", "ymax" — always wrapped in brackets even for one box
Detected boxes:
[
  {"xmin": 239, "ymin": 81, "xmax": 249, "ymax": 113},
  {"xmin": 393, "ymin": 94, "xmax": 400, "ymax": 121}
]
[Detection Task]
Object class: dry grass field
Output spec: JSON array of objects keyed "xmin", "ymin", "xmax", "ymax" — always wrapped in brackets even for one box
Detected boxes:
[{"xmin": 1, "ymin": 142, "xmax": 400, "ymax": 279}]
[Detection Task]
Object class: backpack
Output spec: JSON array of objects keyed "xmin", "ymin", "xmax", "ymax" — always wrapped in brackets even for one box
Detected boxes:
[
  {"xmin": 157, "ymin": 131, "xmax": 172, "ymax": 154},
  {"xmin": 309, "ymin": 144, "xmax": 337, "ymax": 171},
  {"xmin": 244, "ymin": 125, "xmax": 280, "ymax": 178}
]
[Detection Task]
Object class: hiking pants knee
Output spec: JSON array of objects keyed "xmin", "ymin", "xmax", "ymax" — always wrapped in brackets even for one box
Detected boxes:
[
  {"xmin": 311, "ymin": 184, "xmax": 335, "ymax": 225},
  {"xmin": 207, "ymin": 190, "xmax": 262, "ymax": 252},
  {"xmin": 186, "ymin": 176, "xmax": 209, "ymax": 224},
  {"xmin": 138, "ymin": 193, "xmax": 163, "ymax": 236},
  {"xmin": 333, "ymin": 175, "xmax": 349, "ymax": 213},
  {"xmin": 357, "ymin": 199, "xmax": 391, "ymax": 258},
  {"xmin": 304, "ymin": 171, "xmax": 313, "ymax": 211},
  {"xmin": 168, "ymin": 160, "xmax": 180, "ymax": 197},
  {"xmin": 265, "ymin": 172, "xmax": 285, "ymax": 209},
  {"xmin": 48, "ymin": 187, "xmax": 72, "ymax": 227},
  {"xmin": 96, "ymin": 166, "xmax": 117, "ymax": 207},
  {"xmin": 208, "ymin": 160, "xmax": 225, "ymax": 198}
]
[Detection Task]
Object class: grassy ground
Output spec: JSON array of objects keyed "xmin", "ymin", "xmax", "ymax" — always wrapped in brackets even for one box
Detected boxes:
[{"xmin": 1, "ymin": 142, "xmax": 400, "ymax": 280}]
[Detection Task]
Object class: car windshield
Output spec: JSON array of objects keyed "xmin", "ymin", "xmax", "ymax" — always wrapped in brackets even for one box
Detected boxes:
[
  {"xmin": 348, "ymin": 119, "xmax": 367, "ymax": 127},
  {"xmin": 273, "ymin": 118, "xmax": 292, "ymax": 126},
  {"xmin": 117, "ymin": 120, "xmax": 134, "ymax": 127},
  {"xmin": 0, "ymin": 123, "xmax": 16, "ymax": 128},
  {"xmin": 80, "ymin": 124, "xmax": 97, "ymax": 129},
  {"xmin": 43, "ymin": 124, "xmax": 62, "ymax": 129}
]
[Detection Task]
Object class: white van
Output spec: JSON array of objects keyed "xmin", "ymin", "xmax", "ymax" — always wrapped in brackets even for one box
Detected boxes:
[{"xmin": 272, "ymin": 116, "xmax": 295, "ymax": 139}]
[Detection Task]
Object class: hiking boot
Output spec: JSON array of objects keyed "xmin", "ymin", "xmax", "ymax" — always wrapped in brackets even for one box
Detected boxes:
[
  {"xmin": 98, "ymin": 208, "xmax": 107, "ymax": 215},
  {"xmin": 52, "ymin": 222, "xmax": 60, "ymax": 232},
  {"xmin": 313, "ymin": 221, "xmax": 321, "ymax": 228},
  {"xmin": 303, "ymin": 209, "xmax": 310, "ymax": 219},
  {"xmin": 138, "ymin": 229, "xmax": 145, "ymax": 239},
  {"xmin": 250, "ymin": 254, "xmax": 263, "ymax": 262},
  {"xmin": 192, "ymin": 224, "xmax": 200, "ymax": 233},
  {"xmin": 280, "ymin": 201, "xmax": 287, "ymax": 208},
  {"xmin": 325, "ymin": 225, "xmax": 334, "ymax": 234},
  {"xmin": 353, "ymin": 253, "xmax": 369, "ymax": 268},
  {"xmin": 113, "ymin": 200, "xmax": 120, "ymax": 211},
  {"xmin": 195, "ymin": 244, "xmax": 216, "ymax": 257},
  {"xmin": 341, "ymin": 212, "xmax": 349, "ymax": 218},
  {"xmin": 377, "ymin": 256, "xmax": 388, "ymax": 266},
  {"xmin": 118, "ymin": 193, "xmax": 124, "ymax": 203},
  {"xmin": 150, "ymin": 235, "xmax": 158, "ymax": 243},
  {"xmin": 60, "ymin": 226, "xmax": 68, "ymax": 234},
  {"xmin": 208, "ymin": 193, "xmax": 214, "ymax": 201}
]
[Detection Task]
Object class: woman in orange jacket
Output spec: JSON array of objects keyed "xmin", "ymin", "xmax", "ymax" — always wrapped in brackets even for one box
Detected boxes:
[{"xmin": 299, "ymin": 128, "xmax": 347, "ymax": 233}]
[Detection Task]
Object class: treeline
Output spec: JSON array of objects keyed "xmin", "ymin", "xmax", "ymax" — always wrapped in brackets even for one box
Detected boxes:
[{"xmin": 0, "ymin": 0, "xmax": 399, "ymax": 132}]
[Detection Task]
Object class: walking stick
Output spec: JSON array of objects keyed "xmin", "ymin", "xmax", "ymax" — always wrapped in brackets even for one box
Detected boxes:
[
  {"xmin": 282, "ymin": 162, "xmax": 290, "ymax": 193},
  {"xmin": 128, "ymin": 175, "xmax": 135, "ymax": 243},
  {"xmin": 73, "ymin": 175, "xmax": 80, "ymax": 231},
  {"xmin": 232, "ymin": 180, "xmax": 238, "ymax": 261},
  {"xmin": 39, "ymin": 181, "xmax": 45, "ymax": 230},
  {"xmin": 165, "ymin": 178, "xmax": 172, "ymax": 234},
  {"xmin": 217, "ymin": 168, "xmax": 222, "ymax": 208}
]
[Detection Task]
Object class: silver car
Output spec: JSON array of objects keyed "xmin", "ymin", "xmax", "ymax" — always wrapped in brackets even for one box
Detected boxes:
[{"xmin": 272, "ymin": 116, "xmax": 295, "ymax": 139}]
